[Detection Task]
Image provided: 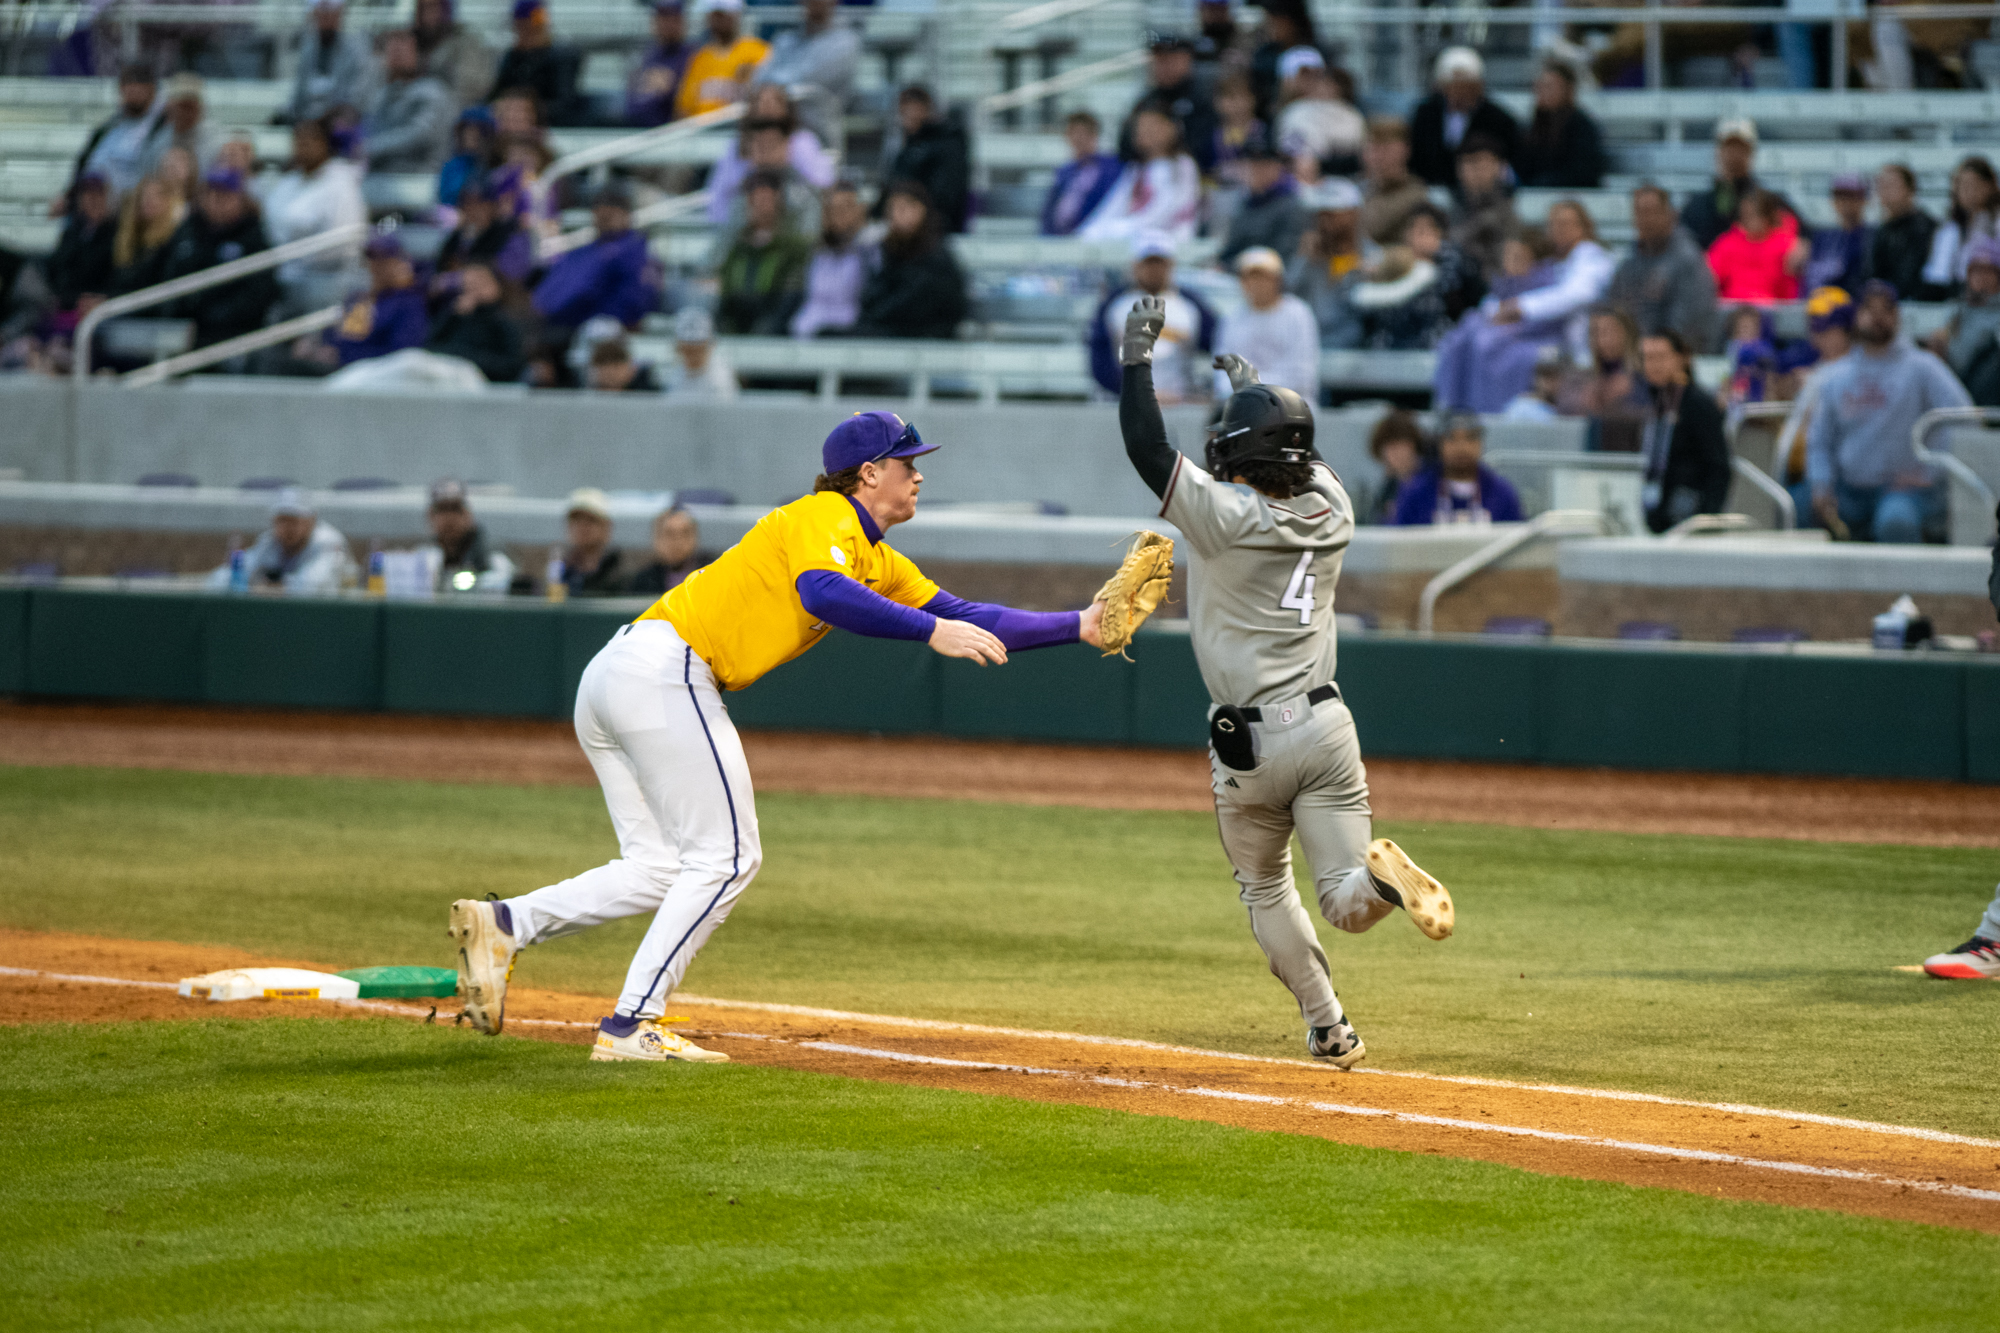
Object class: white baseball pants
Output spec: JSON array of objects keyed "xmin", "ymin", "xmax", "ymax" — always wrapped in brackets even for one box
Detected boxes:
[
  {"xmin": 1210, "ymin": 694, "xmax": 1392, "ymax": 1030},
  {"xmin": 501, "ymin": 619, "xmax": 762, "ymax": 1020}
]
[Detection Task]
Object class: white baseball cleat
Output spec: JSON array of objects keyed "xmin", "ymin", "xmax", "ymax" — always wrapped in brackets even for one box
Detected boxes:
[
  {"xmin": 448, "ymin": 898, "xmax": 518, "ymax": 1035},
  {"xmin": 589, "ymin": 1017, "xmax": 731, "ymax": 1063},
  {"xmin": 1922, "ymin": 936, "xmax": 2000, "ymax": 980},
  {"xmin": 1366, "ymin": 839, "xmax": 1455, "ymax": 941},
  {"xmin": 1307, "ymin": 1018, "xmax": 1366, "ymax": 1069}
]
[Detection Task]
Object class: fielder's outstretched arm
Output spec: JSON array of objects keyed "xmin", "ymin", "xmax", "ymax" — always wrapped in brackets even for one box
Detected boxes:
[
  {"xmin": 795, "ymin": 572, "xmax": 1092, "ymax": 659},
  {"xmin": 1117, "ymin": 296, "xmax": 1182, "ymax": 499}
]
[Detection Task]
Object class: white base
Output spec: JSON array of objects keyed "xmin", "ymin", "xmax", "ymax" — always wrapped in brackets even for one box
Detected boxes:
[{"xmin": 177, "ymin": 967, "xmax": 362, "ymax": 1002}]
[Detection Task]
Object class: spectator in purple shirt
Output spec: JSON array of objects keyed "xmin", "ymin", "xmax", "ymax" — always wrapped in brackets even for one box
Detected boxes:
[
  {"xmin": 320, "ymin": 233, "xmax": 431, "ymax": 367},
  {"xmin": 792, "ymin": 182, "xmax": 877, "ymax": 337},
  {"xmin": 1390, "ymin": 412, "xmax": 1525, "ymax": 525},
  {"xmin": 530, "ymin": 178, "xmax": 662, "ymax": 332},
  {"xmin": 626, "ymin": 0, "xmax": 694, "ymax": 127},
  {"xmin": 435, "ymin": 171, "xmax": 534, "ymax": 289},
  {"xmin": 1040, "ymin": 110, "xmax": 1121, "ymax": 236}
]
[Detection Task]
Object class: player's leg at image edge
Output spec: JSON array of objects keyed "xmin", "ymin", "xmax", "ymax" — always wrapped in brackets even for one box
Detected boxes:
[{"xmin": 1921, "ymin": 883, "xmax": 2000, "ymax": 980}]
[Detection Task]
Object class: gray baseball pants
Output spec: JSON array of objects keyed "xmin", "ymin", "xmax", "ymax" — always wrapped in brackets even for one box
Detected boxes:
[{"xmin": 1209, "ymin": 692, "xmax": 1393, "ymax": 1030}]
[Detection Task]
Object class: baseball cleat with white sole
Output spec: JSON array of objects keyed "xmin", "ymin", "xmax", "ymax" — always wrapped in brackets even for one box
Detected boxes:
[
  {"xmin": 1922, "ymin": 936, "xmax": 2000, "ymax": 980},
  {"xmin": 1367, "ymin": 838, "xmax": 1455, "ymax": 940},
  {"xmin": 589, "ymin": 1016, "xmax": 731, "ymax": 1063},
  {"xmin": 448, "ymin": 898, "xmax": 518, "ymax": 1036},
  {"xmin": 1307, "ymin": 1018, "xmax": 1365, "ymax": 1069}
]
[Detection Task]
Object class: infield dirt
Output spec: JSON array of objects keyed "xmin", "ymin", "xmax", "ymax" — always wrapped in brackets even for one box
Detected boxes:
[
  {"xmin": 4, "ymin": 699, "xmax": 1998, "ymax": 846},
  {"xmin": 6, "ymin": 927, "xmax": 1999, "ymax": 1237}
]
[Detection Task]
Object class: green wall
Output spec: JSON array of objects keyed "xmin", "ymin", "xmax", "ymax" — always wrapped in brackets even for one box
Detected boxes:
[{"xmin": 7, "ymin": 586, "xmax": 1996, "ymax": 783}]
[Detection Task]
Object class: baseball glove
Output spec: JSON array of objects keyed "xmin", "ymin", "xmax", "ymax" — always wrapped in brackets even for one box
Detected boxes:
[{"xmin": 1093, "ymin": 530, "xmax": 1175, "ymax": 658}]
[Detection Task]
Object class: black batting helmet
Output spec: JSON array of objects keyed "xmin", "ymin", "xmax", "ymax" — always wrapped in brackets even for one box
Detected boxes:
[{"xmin": 1205, "ymin": 384, "xmax": 1315, "ymax": 477}]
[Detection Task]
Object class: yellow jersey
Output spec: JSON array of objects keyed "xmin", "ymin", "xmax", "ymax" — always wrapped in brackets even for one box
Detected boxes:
[
  {"xmin": 676, "ymin": 36, "xmax": 771, "ymax": 119},
  {"xmin": 638, "ymin": 491, "xmax": 939, "ymax": 692}
]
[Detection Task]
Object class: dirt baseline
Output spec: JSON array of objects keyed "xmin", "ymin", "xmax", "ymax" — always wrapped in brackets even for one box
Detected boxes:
[
  {"xmin": 3, "ymin": 700, "xmax": 1997, "ymax": 845},
  {"xmin": 5, "ymin": 929, "xmax": 1998, "ymax": 1236}
]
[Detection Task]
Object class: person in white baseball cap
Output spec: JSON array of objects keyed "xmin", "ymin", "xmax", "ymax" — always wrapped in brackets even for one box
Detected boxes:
[
  {"xmin": 206, "ymin": 487, "xmax": 358, "ymax": 595},
  {"xmin": 1680, "ymin": 117, "xmax": 1790, "ymax": 251},
  {"xmin": 1289, "ymin": 177, "xmax": 1369, "ymax": 349},
  {"xmin": 1087, "ymin": 229, "xmax": 1217, "ymax": 401},
  {"xmin": 1273, "ymin": 45, "xmax": 1363, "ymax": 176},
  {"xmin": 1213, "ymin": 246, "xmax": 1320, "ymax": 401},
  {"xmin": 1407, "ymin": 44, "xmax": 1519, "ymax": 187}
]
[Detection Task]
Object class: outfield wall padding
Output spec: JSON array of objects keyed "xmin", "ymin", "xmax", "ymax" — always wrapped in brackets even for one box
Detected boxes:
[{"xmin": 5, "ymin": 587, "xmax": 1995, "ymax": 783}]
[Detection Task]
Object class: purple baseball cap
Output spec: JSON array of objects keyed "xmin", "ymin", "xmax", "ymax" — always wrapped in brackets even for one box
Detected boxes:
[
  {"xmin": 1859, "ymin": 277, "xmax": 1900, "ymax": 307},
  {"xmin": 510, "ymin": 0, "xmax": 545, "ymax": 19},
  {"xmin": 203, "ymin": 165, "xmax": 245, "ymax": 192},
  {"xmin": 822, "ymin": 411, "xmax": 939, "ymax": 474},
  {"xmin": 364, "ymin": 232, "xmax": 405, "ymax": 259},
  {"xmin": 1829, "ymin": 172, "xmax": 1869, "ymax": 196}
]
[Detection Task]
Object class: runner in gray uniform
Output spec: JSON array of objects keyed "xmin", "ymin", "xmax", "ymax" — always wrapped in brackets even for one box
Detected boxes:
[{"xmin": 1118, "ymin": 294, "xmax": 1456, "ymax": 1067}]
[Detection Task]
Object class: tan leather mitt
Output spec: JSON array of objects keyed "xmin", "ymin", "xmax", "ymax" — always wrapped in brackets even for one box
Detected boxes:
[{"xmin": 1093, "ymin": 530, "xmax": 1175, "ymax": 658}]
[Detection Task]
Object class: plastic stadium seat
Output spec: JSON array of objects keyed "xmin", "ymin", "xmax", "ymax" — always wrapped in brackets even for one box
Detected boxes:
[
  {"xmin": 1618, "ymin": 621, "xmax": 1680, "ymax": 641},
  {"xmin": 331, "ymin": 477, "xmax": 398, "ymax": 491},
  {"xmin": 1483, "ymin": 616, "xmax": 1553, "ymax": 637},
  {"xmin": 673, "ymin": 488, "xmax": 736, "ymax": 507},
  {"xmin": 238, "ymin": 476, "xmax": 298, "ymax": 490},
  {"xmin": 1037, "ymin": 500, "xmax": 1069, "ymax": 516},
  {"xmin": 11, "ymin": 561, "xmax": 58, "ymax": 581},
  {"xmin": 1732, "ymin": 627, "xmax": 1808, "ymax": 644},
  {"xmin": 137, "ymin": 472, "xmax": 199, "ymax": 488}
]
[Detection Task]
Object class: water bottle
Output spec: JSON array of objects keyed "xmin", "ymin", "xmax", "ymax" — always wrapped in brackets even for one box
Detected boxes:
[
  {"xmin": 226, "ymin": 538, "xmax": 248, "ymax": 593},
  {"xmin": 366, "ymin": 543, "xmax": 386, "ymax": 596},
  {"xmin": 545, "ymin": 552, "xmax": 567, "ymax": 603}
]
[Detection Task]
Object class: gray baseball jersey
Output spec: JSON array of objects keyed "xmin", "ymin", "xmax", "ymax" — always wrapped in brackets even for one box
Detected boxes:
[{"xmin": 1160, "ymin": 455, "xmax": 1353, "ymax": 708}]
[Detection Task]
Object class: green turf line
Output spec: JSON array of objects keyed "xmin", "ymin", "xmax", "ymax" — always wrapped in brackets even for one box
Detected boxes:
[
  {"xmin": 2, "ymin": 1019, "xmax": 1993, "ymax": 1333},
  {"xmin": 4, "ymin": 765, "xmax": 1997, "ymax": 1138}
]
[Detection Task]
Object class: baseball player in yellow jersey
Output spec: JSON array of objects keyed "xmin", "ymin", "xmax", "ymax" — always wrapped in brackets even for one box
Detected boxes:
[{"xmin": 450, "ymin": 412, "xmax": 1107, "ymax": 1062}]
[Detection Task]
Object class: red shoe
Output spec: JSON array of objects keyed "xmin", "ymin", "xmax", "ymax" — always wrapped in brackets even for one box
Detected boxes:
[{"xmin": 1922, "ymin": 937, "xmax": 2000, "ymax": 980}]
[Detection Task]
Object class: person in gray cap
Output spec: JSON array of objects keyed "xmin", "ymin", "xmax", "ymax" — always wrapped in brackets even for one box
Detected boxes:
[
  {"xmin": 417, "ymin": 479, "xmax": 517, "ymax": 592},
  {"xmin": 661, "ymin": 306, "xmax": 738, "ymax": 399},
  {"xmin": 206, "ymin": 488, "xmax": 357, "ymax": 594}
]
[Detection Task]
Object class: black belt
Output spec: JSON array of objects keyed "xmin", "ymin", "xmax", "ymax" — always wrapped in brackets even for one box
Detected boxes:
[{"xmin": 1239, "ymin": 683, "xmax": 1338, "ymax": 722}]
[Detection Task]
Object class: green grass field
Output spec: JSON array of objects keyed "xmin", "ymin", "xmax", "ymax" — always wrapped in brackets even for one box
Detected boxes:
[{"xmin": 4, "ymin": 764, "xmax": 1999, "ymax": 1329}]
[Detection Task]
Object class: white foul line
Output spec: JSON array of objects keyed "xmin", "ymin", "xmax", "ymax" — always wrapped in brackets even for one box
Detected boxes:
[
  {"xmin": 9, "ymin": 965, "xmax": 1995, "ymax": 1160},
  {"xmin": 790, "ymin": 1037, "xmax": 2000, "ymax": 1207},
  {"xmin": 674, "ymin": 991, "xmax": 2000, "ymax": 1152}
]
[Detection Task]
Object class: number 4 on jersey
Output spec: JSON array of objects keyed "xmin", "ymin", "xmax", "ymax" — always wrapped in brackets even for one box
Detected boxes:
[{"xmin": 1280, "ymin": 552, "xmax": 1316, "ymax": 625}]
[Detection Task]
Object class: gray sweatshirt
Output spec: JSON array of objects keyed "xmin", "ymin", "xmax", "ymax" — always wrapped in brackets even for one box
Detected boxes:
[
  {"xmin": 1806, "ymin": 339, "xmax": 1970, "ymax": 492},
  {"xmin": 1605, "ymin": 227, "xmax": 1718, "ymax": 349}
]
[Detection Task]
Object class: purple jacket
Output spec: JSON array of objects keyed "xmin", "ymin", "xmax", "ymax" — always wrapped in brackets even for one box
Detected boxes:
[
  {"xmin": 1390, "ymin": 461, "xmax": 1524, "ymax": 526},
  {"xmin": 1041, "ymin": 153, "xmax": 1121, "ymax": 236},
  {"xmin": 330, "ymin": 284, "xmax": 430, "ymax": 366},
  {"xmin": 531, "ymin": 230, "xmax": 661, "ymax": 329},
  {"xmin": 625, "ymin": 41, "xmax": 694, "ymax": 127}
]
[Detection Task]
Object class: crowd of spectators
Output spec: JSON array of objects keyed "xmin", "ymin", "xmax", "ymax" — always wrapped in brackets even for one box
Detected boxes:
[
  {"xmin": 14, "ymin": 4, "xmax": 2000, "ymax": 544},
  {"xmin": 208, "ymin": 480, "xmax": 716, "ymax": 599}
]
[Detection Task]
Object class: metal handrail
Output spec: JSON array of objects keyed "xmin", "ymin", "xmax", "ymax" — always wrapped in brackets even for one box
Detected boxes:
[
  {"xmin": 1729, "ymin": 455, "xmax": 1797, "ymax": 530},
  {"xmin": 120, "ymin": 305, "xmax": 341, "ymax": 388},
  {"xmin": 1908, "ymin": 407, "xmax": 2000, "ymax": 537},
  {"xmin": 1415, "ymin": 509, "xmax": 1607, "ymax": 635},
  {"xmin": 72, "ymin": 222, "xmax": 368, "ymax": 383},
  {"xmin": 1728, "ymin": 400, "xmax": 1800, "ymax": 530},
  {"xmin": 539, "ymin": 101, "xmax": 744, "ymax": 209},
  {"xmin": 541, "ymin": 189, "xmax": 713, "ymax": 259},
  {"xmin": 976, "ymin": 48, "xmax": 1148, "ymax": 117},
  {"xmin": 1661, "ymin": 512, "xmax": 1754, "ymax": 540},
  {"xmin": 993, "ymin": 0, "xmax": 1126, "ymax": 34}
]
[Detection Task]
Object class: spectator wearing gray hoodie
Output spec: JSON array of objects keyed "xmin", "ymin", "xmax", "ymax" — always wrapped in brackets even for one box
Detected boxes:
[
  {"xmin": 363, "ymin": 30, "xmax": 456, "ymax": 175},
  {"xmin": 1806, "ymin": 280, "xmax": 1971, "ymax": 543}
]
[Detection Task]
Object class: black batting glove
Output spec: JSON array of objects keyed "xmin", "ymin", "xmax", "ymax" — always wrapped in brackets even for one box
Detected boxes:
[{"xmin": 1121, "ymin": 295, "xmax": 1166, "ymax": 367}]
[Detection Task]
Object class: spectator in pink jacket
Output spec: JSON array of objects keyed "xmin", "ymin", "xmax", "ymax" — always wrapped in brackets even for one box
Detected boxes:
[{"xmin": 1706, "ymin": 189, "xmax": 1802, "ymax": 305}]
